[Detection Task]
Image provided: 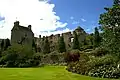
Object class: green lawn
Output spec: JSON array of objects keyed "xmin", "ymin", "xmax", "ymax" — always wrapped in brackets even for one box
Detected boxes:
[{"xmin": 0, "ymin": 66, "xmax": 118, "ymax": 80}]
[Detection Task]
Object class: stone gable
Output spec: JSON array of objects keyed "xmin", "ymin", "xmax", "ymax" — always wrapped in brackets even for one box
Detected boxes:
[{"xmin": 11, "ymin": 21, "xmax": 34, "ymax": 47}]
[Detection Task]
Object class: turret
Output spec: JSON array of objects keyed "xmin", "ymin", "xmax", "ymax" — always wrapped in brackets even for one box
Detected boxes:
[
  {"xmin": 74, "ymin": 26, "xmax": 86, "ymax": 35},
  {"xmin": 28, "ymin": 25, "xmax": 31, "ymax": 30},
  {"xmin": 14, "ymin": 21, "xmax": 19, "ymax": 27},
  {"xmin": 39, "ymin": 35, "xmax": 41, "ymax": 39}
]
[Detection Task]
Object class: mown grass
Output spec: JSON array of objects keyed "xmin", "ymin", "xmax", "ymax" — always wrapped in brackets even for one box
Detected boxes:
[{"xmin": 0, "ymin": 66, "xmax": 118, "ymax": 80}]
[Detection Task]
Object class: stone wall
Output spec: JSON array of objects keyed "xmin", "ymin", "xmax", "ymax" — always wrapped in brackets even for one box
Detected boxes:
[
  {"xmin": 35, "ymin": 26, "xmax": 87, "ymax": 52},
  {"xmin": 74, "ymin": 27, "xmax": 87, "ymax": 46},
  {"xmin": 48, "ymin": 34, "xmax": 60, "ymax": 52},
  {"xmin": 62, "ymin": 32, "xmax": 73, "ymax": 50}
]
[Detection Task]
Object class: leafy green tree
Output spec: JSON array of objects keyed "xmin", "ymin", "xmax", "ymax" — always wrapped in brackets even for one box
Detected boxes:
[
  {"xmin": 85, "ymin": 34, "xmax": 94, "ymax": 49},
  {"xmin": 94, "ymin": 27, "xmax": 101, "ymax": 47},
  {"xmin": 83, "ymin": 38, "xmax": 88, "ymax": 45},
  {"xmin": 0, "ymin": 49, "xmax": 2, "ymax": 57},
  {"xmin": 0, "ymin": 39, "xmax": 4, "ymax": 51},
  {"xmin": 99, "ymin": 0, "xmax": 120, "ymax": 56},
  {"xmin": 72, "ymin": 31, "xmax": 79, "ymax": 49},
  {"xmin": 89, "ymin": 33, "xmax": 94, "ymax": 45},
  {"xmin": 99, "ymin": 0, "xmax": 120, "ymax": 28},
  {"xmin": 0, "ymin": 44, "xmax": 34, "ymax": 67},
  {"xmin": 4, "ymin": 38, "xmax": 11, "ymax": 50},
  {"xmin": 114, "ymin": 0, "xmax": 120, "ymax": 5},
  {"xmin": 32, "ymin": 40, "xmax": 37, "ymax": 52},
  {"xmin": 43, "ymin": 37, "xmax": 50, "ymax": 54},
  {"xmin": 58, "ymin": 36, "xmax": 66, "ymax": 53}
]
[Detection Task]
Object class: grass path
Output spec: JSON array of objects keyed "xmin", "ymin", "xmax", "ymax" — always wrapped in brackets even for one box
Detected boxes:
[{"xmin": 0, "ymin": 66, "xmax": 118, "ymax": 80}]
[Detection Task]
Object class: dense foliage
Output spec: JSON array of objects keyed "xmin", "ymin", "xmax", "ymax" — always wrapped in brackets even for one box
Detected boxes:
[
  {"xmin": 0, "ymin": 44, "xmax": 40, "ymax": 67},
  {"xmin": 99, "ymin": 0, "xmax": 120, "ymax": 56},
  {"xmin": 88, "ymin": 65, "xmax": 120, "ymax": 79},
  {"xmin": 72, "ymin": 31, "xmax": 79, "ymax": 50},
  {"xmin": 93, "ymin": 27, "xmax": 101, "ymax": 47},
  {"xmin": 40, "ymin": 51, "xmax": 66, "ymax": 66},
  {"xmin": 90, "ymin": 47, "xmax": 109, "ymax": 57},
  {"xmin": 4, "ymin": 38, "xmax": 11, "ymax": 50},
  {"xmin": 64, "ymin": 50, "xmax": 80, "ymax": 63},
  {"xmin": 67, "ymin": 52, "xmax": 120, "ymax": 78},
  {"xmin": 58, "ymin": 36, "xmax": 66, "ymax": 53},
  {"xmin": 66, "ymin": 53, "xmax": 90, "ymax": 75},
  {"xmin": 0, "ymin": 39, "xmax": 4, "ymax": 51},
  {"xmin": 32, "ymin": 40, "xmax": 37, "ymax": 52}
]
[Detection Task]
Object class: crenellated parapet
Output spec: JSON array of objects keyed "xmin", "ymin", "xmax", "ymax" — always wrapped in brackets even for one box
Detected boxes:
[{"xmin": 36, "ymin": 26, "xmax": 87, "ymax": 52}]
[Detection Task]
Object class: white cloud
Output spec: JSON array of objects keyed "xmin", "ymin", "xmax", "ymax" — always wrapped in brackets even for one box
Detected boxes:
[
  {"xmin": 0, "ymin": 0, "xmax": 68, "ymax": 39},
  {"xmin": 72, "ymin": 21, "xmax": 80, "ymax": 24},
  {"xmin": 39, "ymin": 28, "xmax": 72, "ymax": 37},
  {"xmin": 70, "ymin": 16, "xmax": 74, "ymax": 20},
  {"xmin": 81, "ymin": 18, "xmax": 86, "ymax": 22}
]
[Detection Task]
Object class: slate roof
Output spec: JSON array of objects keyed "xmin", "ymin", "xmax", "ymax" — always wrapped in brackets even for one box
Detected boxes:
[
  {"xmin": 19, "ymin": 26, "xmax": 32, "ymax": 32},
  {"xmin": 11, "ymin": 25, "xmax": 33, "ymax": 34}
]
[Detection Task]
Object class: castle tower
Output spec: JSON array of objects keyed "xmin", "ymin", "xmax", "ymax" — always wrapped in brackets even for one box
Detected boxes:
[
  {"xmin": 73, "ymin": 26, "xmax": 87, "ymax": 46},
  {"xmin": 11, "ymin": 21, "xmax": 34, "ymax": 47}
]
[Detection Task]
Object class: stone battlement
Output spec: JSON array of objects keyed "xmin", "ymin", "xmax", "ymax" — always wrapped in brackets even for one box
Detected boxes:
[{"xmin": 35, "ymin": 26, "xmax": 87, "ymax": 52}]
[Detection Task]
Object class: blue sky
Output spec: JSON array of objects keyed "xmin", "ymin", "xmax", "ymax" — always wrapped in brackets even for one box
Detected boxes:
[
  {"xmin": 51, "ymin": 0, "xmax": 113, "ymax": 33},
  {"xmin": 0, "ymin": 0, "xmax": 113, "ymax": 38}
]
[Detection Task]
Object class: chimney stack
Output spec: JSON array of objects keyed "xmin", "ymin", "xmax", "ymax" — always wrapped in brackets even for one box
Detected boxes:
[
  {"xmin": 14, "ymin": 21, "xmax": 19, "ymax": 26},
  {"xmin": 28, "ymin": 25, "xmax": 31, "ymax": 30}
]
